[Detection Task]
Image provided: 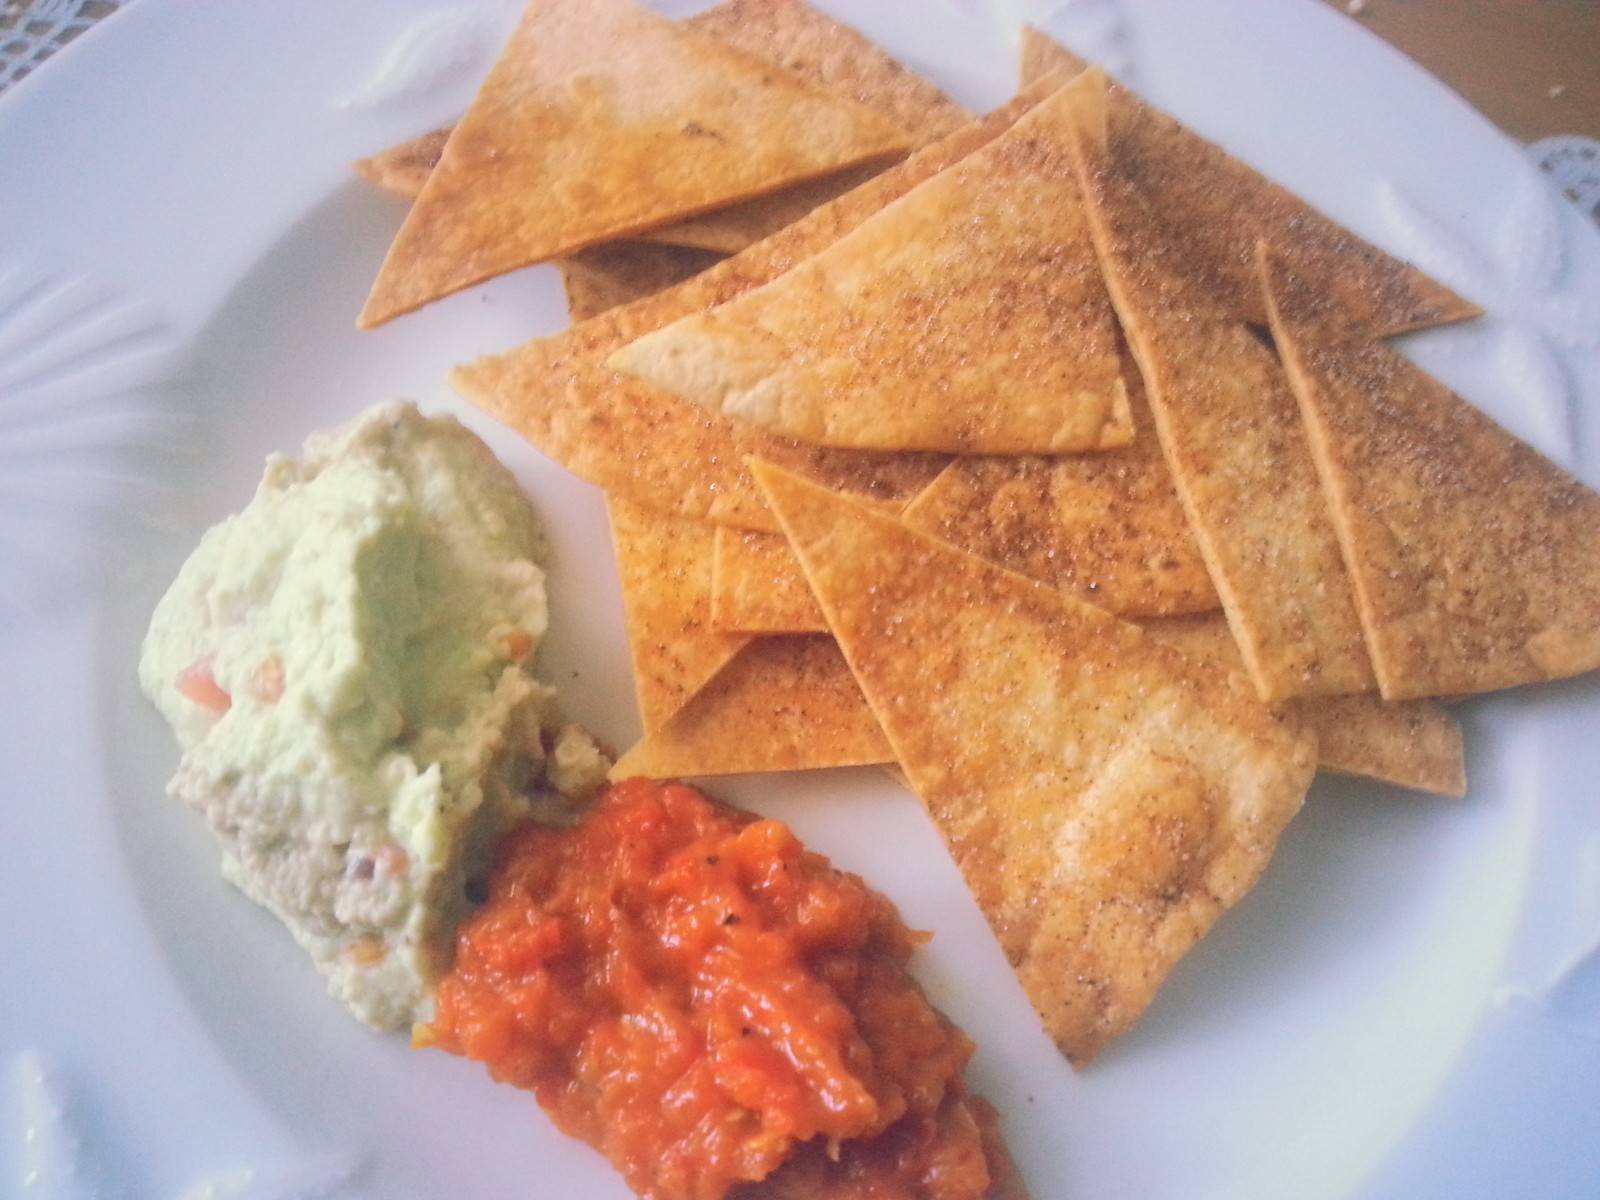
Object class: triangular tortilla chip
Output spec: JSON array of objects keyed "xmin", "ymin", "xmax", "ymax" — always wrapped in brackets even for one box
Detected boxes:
[
  {"xmin": 901, "ymin": 360, "xmax": 1217, "ymax": 617},
  {"xmin": 1065, "ymin": 85, "xmax": 1376, "ymax": 702},
  {"xmin": 690, "ymin": 0, "xmax": 969, "ymax": 151},
  {"xmin": 1142, "ymin": 614, "xmax": 1465, "ymax": 797},
  {"xmin": 349, "ymin": 0, "xmax": 747, "ymax": 207},
  {"xmin": 559, "ymin": 243, "xmax": 725, "ymax": 324},
  {"xmin": 352, "ymin": 128, "xmax": 449, "ymax": 200},
  {"xmin": 350, "ymin": 0, "xmax": 747, "ymax": 205},
  {"xmin": 1306, "ymin": 694, "xmax": 1466, "ymax": 798},
  {"xmin": 1261, "ymin": 248, "xmax": 1600, "ymax": 699},
  {"xmin": 454, "ymin": 72, "xmax": 1075, "ymax": 531},
  {"xmin": 1020, "ymin": 37, "xmax": 1475, "ymax": 334},
  {"xmin": 610, "ymin": 81, "xmax": 1132, "ymax": 455},
  {"xmin": 607, "ymin": 499, "xmax": 752, "ymax": 733},
  {"xmin": 610, "ymin": 634, "xmax": 891, "ymax": 777},
  {"xmin": 712, "ymin": 526, "xmax": 827, "ymax": 633},
  {"xmin": 1019, "ymin": 25, "xmax": 1090, "ymax": 85},
  {"xmin": 355, "ymin": 0, "xmax": 971, "ymax": 257},
  {"xmin": 750, "ymin": 459, "xmax": 1315, "ymax": 1063},
  {"xmin": 643, "ymin": 164, "xmax": 889, "ymax": 254},
  {"xmin": 646, "ymin": 0, "xmax": 971, "ymax": 252},
  {"xmin": 356, "ymin": 144, "xmax": 883, "ymax": 255},
  {"xmin": 358, "ymin": 0, "xmax": 911, "ymax": 328}
]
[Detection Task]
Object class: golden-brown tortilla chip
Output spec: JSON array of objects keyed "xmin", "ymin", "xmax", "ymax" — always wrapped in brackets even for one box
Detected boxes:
[
  {"xmin": 1261, "ymin": 247, "xmax": 1600, "ymax": 700},
  {"xmin": 1306, "ymin": 694, "xmax": 1466, "ymax": 798},
  {"xmin": 1076, "ymin": 65, "xmax": 1474, "ymax": 333},
  {"xmin": 1066, "ymin": 85, "xmax": 1376, "ymax": 702},
  {"xmin": 349, "ymin": 4, "xmax": 745, "ymax": 206},
  {"xmin": 609, "ymin": 634, "xmax": 891, "ymax": 777},
  {"xmin": 901, "ymin": 362, "xmax": 1217, "ymax": 617},
  {"xmin": 1019, "ymin": 25, "xmax": 1090, "ymax": 85},
  {"xmin": 643, "ymin": 164, "xmax": 889, "ymax": 255},
  {"xmin": 352, "ymin": 128, "xmax": 449, "ymax": 200},
  {"xmin": 454, "ymin": 72, "xmax": 1075, "ymax": 531},
  {"xmin": 647, "ymin": 0, "xmax": 971, "ymax": 253},
  {"xmin": 1142, "ymin": 613, "xmax": 1465, "ymax": 797},
  {"xmin": 751, "ymin": 459, "xmax": 1315, "ymax": 1064},
  {"xmin": 712, "ymin": 526, "xmax": 827, "ymax": 633},
  {"xmin": 354, "ymin": 0, "xmax": 971, "ymax": 255},
  {"xmin": 558, "ymin": 243, "xmax": 725, "ymax": 324},
  {"xmin": 358, "ymin": 0, "xmax": 911, "ymax": 328},
  {"xmin": 607, "ymin": 499, "xmax": 752, "ymax": 733},
  {"xmin": 357, "ymin": 143, "xmax": 881, "ymax": 255},
  {"xmin": 610, "ymin": 81, "xmax": 1131, "ymax": 455},
  {"xmin": 692, "ymin": 0, "xmax": 969, "ymax": 149}
]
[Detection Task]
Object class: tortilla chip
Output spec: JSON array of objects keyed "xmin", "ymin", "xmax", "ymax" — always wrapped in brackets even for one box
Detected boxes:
[
  {"xmin": 641, "ymin": 163, "xmax": 891, "ymax": 255},
  {"xmin": 559, "ymin": 243, "xmax": 725, "ymax": 324},
  {"xmin": 1025, "ymin": 40, "xmax": 1477, "ymax": 333},
  {"xmin": 692, "ymin": 0, "xmax": 969, "ymax": 147},
  {"xmin": 347, "ymin": 1, "xmax": 761, "ymax": 204},
  {"xmin": 1142, "ymin": 613, "xmax": 1465, "ymax": 797},
  {"xmin": 1261, "ymin": 247, "xmax": 1600, "ymax": 700},
  {"xmin": 1114, "ymin": 95, "xmax": 1474, "ymax": 334},
  {"xmin": 348, "ymin": 2, "xmax": 744, "ymax": 205},
  {"xmin": 607, "ymin": 498, "xmax": 752, "ymax": 733},
  {"xmin": 610, "ymin": 82, "xmax": 1132, "ymax": 456},
  {"xmin": 712, "ymin": 526, "xmax": 827, "ymax": 633},
  {"xmin": 354, "ymin": 0, "xmax": 969, "ymax": 254},
  {"xmin": 356, "ymin": 149, "xmax": 881, "ymax": 254},
  {"xmin": 1019, "ymin": 25, "xmax": 1090, "ymax": 85},
  {"xmin": 646, "ymin": 0, "xmax": 972, "ymax": 253},
  {"xmin": 751, "ymin": 459, "xmax": 1315, "ymax": 1064},
  {"xmin": 1066, "ymin": 87, "xmax": 1376, "ymax": 702},
  {"xmin": 389, "ymin": 176, "xmax": 906, "ymax": 258},
  {"xmin": 352, "ymin": 128, "xmax": 449, "ymax": 200},
  {"xmin": 610, "ymin": 634, "xmax": 891, "ymax": 777},
  {"xmin": 1306, "ymin": 694, "xmax": 1466, "ymax": 798},
  {"xmin": 901, "ymin": 361, "xmax": 1217, "ymax": 617},
  {"xmin": 358, "ymin": 0, "xmax": 911, "ymax": 328},
  {"xmin": 454, "ymin": 72, "xmax": 1076, "ymax": 531}
]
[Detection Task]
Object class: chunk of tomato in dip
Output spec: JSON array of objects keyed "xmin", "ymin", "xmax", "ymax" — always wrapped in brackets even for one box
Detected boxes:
[{"xmin": 423, "ymin": 778, "xmax": 1018, "ymax": 1200}]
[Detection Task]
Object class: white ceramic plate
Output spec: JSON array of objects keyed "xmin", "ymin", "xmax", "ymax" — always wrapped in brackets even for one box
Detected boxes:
[{"xmin": 2, "ymin": 1, "xmax": 1598, "ymax": 1196}]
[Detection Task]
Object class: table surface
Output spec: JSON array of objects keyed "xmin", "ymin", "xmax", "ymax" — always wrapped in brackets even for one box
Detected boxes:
[{"xmin": 1318, "ymin": 0, "xmax": 1600, "ymax": 142}]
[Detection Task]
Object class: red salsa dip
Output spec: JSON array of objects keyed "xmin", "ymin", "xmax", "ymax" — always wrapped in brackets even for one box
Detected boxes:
[{"xmin": 422, "ymin": 778, "xmax": 1019, "ymax": 1200}]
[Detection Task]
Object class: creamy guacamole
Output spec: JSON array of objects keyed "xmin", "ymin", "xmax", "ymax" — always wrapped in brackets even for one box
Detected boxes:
[{"xmin": 140, "ymin": 402, "xmax": 607, "ymax": 1029}]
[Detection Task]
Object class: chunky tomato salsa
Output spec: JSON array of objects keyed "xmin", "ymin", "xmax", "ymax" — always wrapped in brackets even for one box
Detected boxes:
[{"xmin": 423, "ymin": 778, "xmax": 1013, "ymax": 1200}]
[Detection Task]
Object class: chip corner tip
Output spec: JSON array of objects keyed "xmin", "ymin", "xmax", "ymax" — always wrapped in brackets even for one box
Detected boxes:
[
  {"xmin": 1055, "ymin": 74, "xmax": 1110, "ymax": 159},
  {"xmin": 355, "ymin": 292, "xmax": 392, "ymax": 332},
  {"xmin": 447, "ymin": 354, "xmax": 498, "ymax": 399},
  {"xmin": 743, "ymin": 454, "xmax": 782, "ymax": 487},
  {"xmin": 605, "ymin": 752, "xmax": 644, "ymax": 784},
  {"xmin": 601, "ymin": 337, "xmax": 644, "ymax": 378},
  {"xmin": 1437, "ymin": 291, "xmax": 1487, "ymax": 328},
  {"xmin": 1059, "ymin": 1033, "xmax": 1102, "ymax": 1071}
]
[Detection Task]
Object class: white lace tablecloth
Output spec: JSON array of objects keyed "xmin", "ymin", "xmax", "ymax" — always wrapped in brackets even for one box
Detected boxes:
[
  {"xmin": 2, "ymin": 0, "xmax": 1594, "ymax": 222},
  {"xmin": 0, "ymin": 0, "xmax": 127, "ymax": 91}
]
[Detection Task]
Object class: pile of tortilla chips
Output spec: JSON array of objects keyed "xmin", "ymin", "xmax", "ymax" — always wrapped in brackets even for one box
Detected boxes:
[{"xmin": 356, "ymin": 1, "xmax": 1600, "ymax": 1067}]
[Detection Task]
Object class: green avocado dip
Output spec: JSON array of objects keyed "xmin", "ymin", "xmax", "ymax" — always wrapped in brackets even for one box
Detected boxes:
[{"xmin": 140, "ymin": 402, "xmax": 607, "ymax": 1029}]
